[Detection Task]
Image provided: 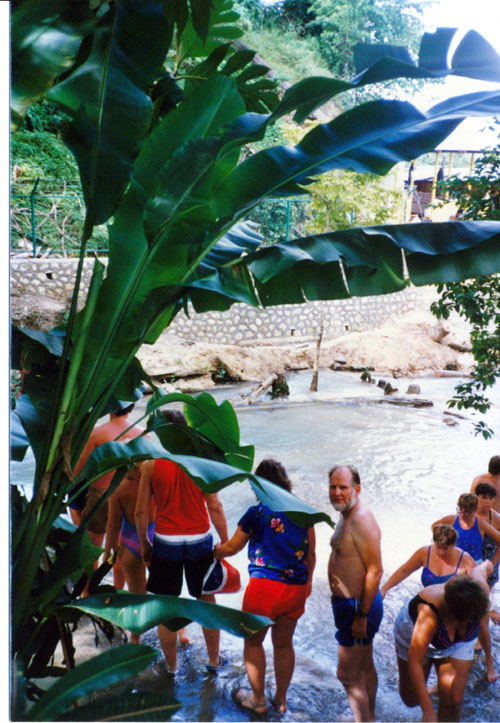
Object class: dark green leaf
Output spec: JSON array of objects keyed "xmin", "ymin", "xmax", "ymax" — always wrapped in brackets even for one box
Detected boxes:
[
  {"xmin": 11, "ymin": 0, "xmax": 96, "ymax": 127},
  {"xmin": 28, "ymin": 645, "xmax": 159, "ymax": 721},
  {"xmin": 47, "ymin": 0, "xmax": 171, "ymax": 225},
  {"xmin": 67, "ymin": 593, "xmax": 273, "ymax": 637},
  {"xmin": 56, "ymin": 690, "xmax": 181, "ymax": 721}
]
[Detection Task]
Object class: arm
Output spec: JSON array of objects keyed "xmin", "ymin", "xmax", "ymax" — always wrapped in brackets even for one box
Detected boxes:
[
  {"xmin": 431, "ymin": 515, "xmax": 455, "ymax": 529},
  {"xmin": 306, "ymin": 526, "xmax": 316, "ymax": 594},
  {"xmin": 478, "ymin": 519, "xmax": 500, "ymax": 567},
  {"xmin": 135, "ymin": 460, "xmax": 154, "ymax": 564},
  {"xmin": 214, "ymin": 526, "xmax": 249, "ymax": 559},
  {"xmin": 381, "ymin": 548, "xmax": 425, "ymax": 599},
  {"xmin": 104, "ymin": 491, "xmax": 122, "ymax": 560},
  {"xmin": 408, "ymin": 606, "xmax": 440, "ymax": 722},
  {"xmin": 205, "ymin": 492, "xmax": 228, "ymax": 543},
  {"xmin": 351, "ymin": 514, "xmax": 383, "ymax": 639}
]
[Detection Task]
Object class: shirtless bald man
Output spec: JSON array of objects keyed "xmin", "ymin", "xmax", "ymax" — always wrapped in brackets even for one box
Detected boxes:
[
  {"xmin": 471, "ymin": 456, "xmax": 500, "ymax": 513},
  {"xmin": 328, "ymin": 465, "xmax": 384, "ymax": 723}
]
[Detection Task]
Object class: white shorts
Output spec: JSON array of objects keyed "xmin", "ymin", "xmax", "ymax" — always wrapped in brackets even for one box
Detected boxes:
[{"xmin": 394, "ymin": 604, "xmax": 477, "ymax": 662}]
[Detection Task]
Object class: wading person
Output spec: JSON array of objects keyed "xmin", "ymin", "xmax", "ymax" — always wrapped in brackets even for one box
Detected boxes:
[
  {"xmin": 433, "ymin": 493, "xmax": 500, "ymax": 682},
  {"xmin": 214, "ymin": 459, "xmax": 315, "ymax": 715},
  {"xmin": 394, "ymin": 561, "xmax": 492, "ymax": 722},
  {"xmin": 471, "ymin": 456, "xmax": 500, "ymax": 512},
  {"xmin": 135, "ymin": 410, "xmax": 228, "ymax": 673},
  {"xmin": 71, "ymin": 401, "xmax": 145, "ymax": 594},
  {"xmin": 328, "ymin": 465, "xmax": 383, "ymax": 723},
  {"xmin": 381, "ymin": 525, "xmax": 474, "ymax": 599}
]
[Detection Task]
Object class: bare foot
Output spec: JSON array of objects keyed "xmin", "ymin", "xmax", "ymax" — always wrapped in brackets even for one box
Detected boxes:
[
  {"xmin": 490, "ymin": 609, "xmax": 500, "ymax": 625},
  {"xmin": 235, "ymin": 689, "xmax": 267, "ymax": 714},
  {"xmin": 273, "ymin": 697, "xmax": 287, "ymax": 714},
  {"xmin": 178, "ymin": 628, "xmax": 190, "ymax": 645}
]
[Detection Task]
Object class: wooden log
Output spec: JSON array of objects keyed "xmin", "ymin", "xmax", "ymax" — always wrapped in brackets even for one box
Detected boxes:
[{"xmin": 242, "ymin": 373, "xmax": 278, "ymax": 404}]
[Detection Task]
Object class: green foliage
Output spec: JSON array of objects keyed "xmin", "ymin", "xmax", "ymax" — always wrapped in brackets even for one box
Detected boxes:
[
  {"xmin": 11, "ymin": 130, "xmax": 79, "ymax": 180},
  {"xmin": 301, "ymin": 0, "xmax": 427, "ymax": 80},
  {"xmin": 26, "ymin": 645, "xmax": 161, "ymax": 721},
  {"xmin": 431, "ymin": 125, "xmax": 500, "ymax": 437},
  {"xmin": 242, "ymin": 25, "xmax": 330, "ymax": 84},
  {"xmin": 10, "ymin": 1, "xmax": 500, "ymax": 717},
  {"xmin": 282, "ymin": 121, "xmax": 403, "ymax": 233}
]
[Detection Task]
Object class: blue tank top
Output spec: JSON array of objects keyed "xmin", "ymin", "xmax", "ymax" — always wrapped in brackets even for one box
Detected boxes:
[
  {"xmin": 421, "ymin": 546, "xmax": 464, "ymax": 587},
  {"xmin": 452, "ymin": 515, "xmax": 483, "ymax": 562}
]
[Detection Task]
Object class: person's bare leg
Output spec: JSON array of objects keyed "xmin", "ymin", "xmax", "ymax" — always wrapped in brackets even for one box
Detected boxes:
[
  {"xmin": 271, "ymin": 616, "xmax": 297, "ymax": 713},
  {"xmin": 82, "ymin": 531, "xmax": 105, "ymax": 597},
  {"xmin": 112, "ymin": 555, "xmax": 126, "ymax": 590},
  {"xmin": 178, "ymin": 628, "xmax": 190, "ymax": 645},
  {"xmin": 198, "ymin": 593, "xmax": 221, "ymax": 667},
  {"xmin": 119, "ymin": 546, "xmax": 147, "ymax": 643},
  {"xmin": 397, "ymin": 656, "xmax": 433, "ymax": 708},
  {"xmin": 337, "ymin": 644, "xmax": 378, "ymax": 722},
  {"xmin": 158, "ymin": 624, "xmax": 178, "ymax": 672},
  {"xmin": 242, "ymin": 627, "xmax": 269, "ymax": 712},
  {"xmin": 478, "ymin": 616, "xmax": 498, "ymax": 683},
  {"xmin": 436, "ymin": 658, "xmax": 471, "ymax": 722}
]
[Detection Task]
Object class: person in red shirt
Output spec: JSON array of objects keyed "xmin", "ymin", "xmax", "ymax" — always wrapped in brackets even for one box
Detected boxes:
[{"xmin": 135, "ymin": 410, "xmax": 228, "ymax": 673}]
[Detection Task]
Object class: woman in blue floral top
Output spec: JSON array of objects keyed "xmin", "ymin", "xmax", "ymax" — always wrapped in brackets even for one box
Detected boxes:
[{"xmin": 214, "ymin": 459, "xmax": 316, "ymax": 715}]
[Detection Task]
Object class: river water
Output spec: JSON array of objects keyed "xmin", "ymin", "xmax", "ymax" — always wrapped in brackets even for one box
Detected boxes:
[{"xmin": 11, "ymin": 370, "xmax": 500, "ymax": 721}]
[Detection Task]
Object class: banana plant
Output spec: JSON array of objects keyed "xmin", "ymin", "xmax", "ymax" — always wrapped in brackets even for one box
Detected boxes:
[{"xmin": 10, "ymin": 0, "xmax": 500, "ymax": 716}]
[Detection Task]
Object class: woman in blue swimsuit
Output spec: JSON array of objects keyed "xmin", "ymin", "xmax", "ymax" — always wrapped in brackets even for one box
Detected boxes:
[
  {"xmin": 381, "ymin": 525, "xmax": 474, "ymax": 599},
  {"xmin": 394, "ymin": 561, "xmax": 492, "ymax": 722}
]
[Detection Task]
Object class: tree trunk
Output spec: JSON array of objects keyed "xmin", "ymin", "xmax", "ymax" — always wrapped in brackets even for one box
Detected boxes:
[{"xmin": 309, "ymin": 316, "xmax": 324, "ymax": 392}]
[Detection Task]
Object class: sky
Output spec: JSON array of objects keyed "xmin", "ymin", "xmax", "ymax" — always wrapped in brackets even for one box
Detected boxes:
[{"xmin": 411, "ymin": 0, "xmax": 500, "ymax": 149}]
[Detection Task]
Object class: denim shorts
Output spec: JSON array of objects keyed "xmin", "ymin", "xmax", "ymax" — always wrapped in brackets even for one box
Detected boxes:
[
  {"xmin": 331, "ymin": 591, "xmax": 383, "ymax": 647},
  {"xmin": 394, "ymin": 604, "xmax": 477, "ymax": 661},
  {"xmin": 146, "ymin": 532, "xmax": 213, "ymax": 598}
]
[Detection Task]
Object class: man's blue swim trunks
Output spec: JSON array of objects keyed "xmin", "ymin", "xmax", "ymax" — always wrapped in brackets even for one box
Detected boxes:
[{"xmin": 331, "ymin": 592, "xmax": 383, "ymax": 647}]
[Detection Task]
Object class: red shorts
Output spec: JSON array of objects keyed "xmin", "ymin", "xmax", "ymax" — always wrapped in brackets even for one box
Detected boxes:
[{"xmin": 242, "ymin": 576, "xmax": 309, "ymax": 621}]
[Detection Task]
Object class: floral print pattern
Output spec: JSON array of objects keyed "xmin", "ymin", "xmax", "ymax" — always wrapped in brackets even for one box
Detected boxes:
[{"xmin": 238, "ymin": 503, "xmax": 310, "ymax": 584}]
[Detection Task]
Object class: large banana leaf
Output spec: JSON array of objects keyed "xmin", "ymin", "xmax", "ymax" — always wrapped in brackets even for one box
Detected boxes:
[
  {"xmin": 10, "ymin": 0, "xmax": 97, "ymax": 129},
  {"xmin": 253, "ymin": 28, "xmax": 500, "ymax": 127},
  {"xmin": 46, "ymin": 0, "xmax": 171, "ymax": 225},
  {"xmin": 68, "ymin": 593, "xmax": 273, "ymax": 637},
  {"xmin": 56, "ymin": 691, "xmax": 181, "ymax": 722},
  {"xmin": 26, "ymin": 645, "xmax": 159, "ymax": 722},
  {"xmin": 80, "ymin": 436, "xmax": 333, "ymax": 528},
  {"xmin": 144, "ymin": 390, "xmax": 254, "ymax": 470}
]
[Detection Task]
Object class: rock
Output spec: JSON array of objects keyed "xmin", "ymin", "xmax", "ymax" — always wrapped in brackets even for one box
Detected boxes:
[
  {"xmin": 377, "ymin": 379, "xmax": 387, "ymax": 389},
  {"xmin": 429, "ymin": 321, "xmax": 451, "ymax": 343},
  {"xmin": 406, "ymin": 384, "xmax": 421, "ymax": 395},
  {"xmin": 443, "ymin": 417, "xmax": 459, "ymax": 426},
  {"xmin": 383, "ymin": 382, "xmax": 398, "ymax": 395}
]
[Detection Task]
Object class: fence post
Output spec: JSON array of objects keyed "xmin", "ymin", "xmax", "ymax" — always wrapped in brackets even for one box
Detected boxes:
[{"xmin": 30, "ymin": 177, "xmax": 40, "ymax": 257}]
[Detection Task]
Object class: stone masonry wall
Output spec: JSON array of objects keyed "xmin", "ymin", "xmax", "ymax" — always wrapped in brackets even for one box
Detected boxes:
[{"xmin": 11, "ymin": 257, "xmax": 419, "ymax": 342}]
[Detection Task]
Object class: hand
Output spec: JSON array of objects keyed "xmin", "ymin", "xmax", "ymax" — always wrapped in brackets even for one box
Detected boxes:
[
  {"xmin": 351, "ymin": 614, "xmax": 368, "ymax": 640},
  {"xmin": 305, "ymin": 580, "xmax": 313, "ymax": 598},
  {"xmin": 490, "ymin": 608, "xmax": 500, "ymax": 625},
  {"xmin": 141, "ymin": 540, "xmax": 153, "ymax": 566}
]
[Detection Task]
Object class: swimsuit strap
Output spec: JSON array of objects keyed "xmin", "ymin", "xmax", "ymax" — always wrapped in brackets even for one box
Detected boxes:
[
  {"xmin": 454, "ymin": 549, "xmax": 464, "ymax": 573},
  {"xmin": 426, "ymin": 545, "xmax": 431, "ymax": 566}
]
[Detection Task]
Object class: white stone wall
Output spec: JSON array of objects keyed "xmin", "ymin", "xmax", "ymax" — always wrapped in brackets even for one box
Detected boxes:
[{"xmin": 10, "ymin": 257, "xmax": 418, "ymax": 341}]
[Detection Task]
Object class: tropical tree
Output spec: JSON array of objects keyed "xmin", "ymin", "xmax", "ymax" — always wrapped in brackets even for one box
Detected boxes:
[
  {"xmin": 431, "ymin": 124, "xmax": 500, "ymax": 438},
  {"xmin": 10, "ymin": 0, "xmax": 500, "ymax": 717}
]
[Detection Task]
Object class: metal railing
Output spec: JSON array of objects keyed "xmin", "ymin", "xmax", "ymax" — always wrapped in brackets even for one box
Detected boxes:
[{"xmin": 11, "ymin": 179, "xmax": 316, "ymax": 257}]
